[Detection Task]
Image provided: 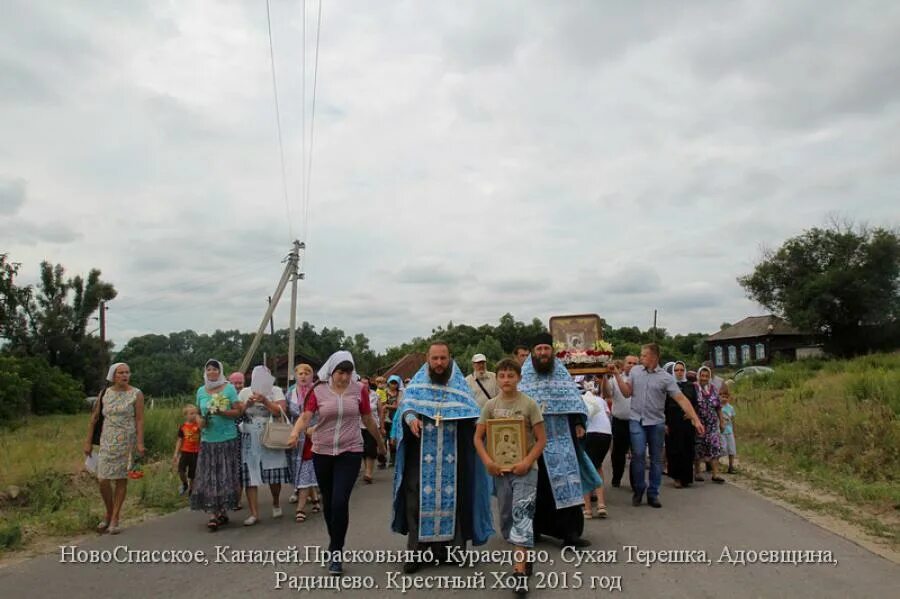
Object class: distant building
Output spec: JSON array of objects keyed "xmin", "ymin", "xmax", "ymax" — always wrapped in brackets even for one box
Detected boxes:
[
  {"xmin": 378, "ymin": 352, "xmax": 427, "ymax": 381},
  {"xmin": 706, "ymin": 315, "xmax": 823, "ymax": 367}
]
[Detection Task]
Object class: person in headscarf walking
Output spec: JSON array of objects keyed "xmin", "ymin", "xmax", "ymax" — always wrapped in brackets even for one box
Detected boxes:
[
  {"xmin": 286, "ymin": 363, "xmax": 321, "ymax": 520},
  {"xmin": 237, "ymin": 365, "xmax": 291, "ymax": 526},
  {"xmin": 694, "ymin": 366, "xmax": 727, "ymax": 484},
  {"xmin": 520, "ymin": 334, "xmax": 601, "ymax": 549},
  {"xmin": 391, "ymin": 342, "xmax": 494, "ymax": 574},
  {"xmin": 191, "ymin": 359, "xmax": 242, "ymax": 531},
  {"xmin": 383, "ymin": 375, "xmax": 404, "ymax": 467},
  {"xmin": 289, "ymin": 351, "xmax": 387, "ymax": 575},
  {"xmin": 83, "ymin": 362, "xmax": 144, "ymax": 535},
  {"xmin": 665, "ymin": 361, "xmax": 698, "ymax": 488}
]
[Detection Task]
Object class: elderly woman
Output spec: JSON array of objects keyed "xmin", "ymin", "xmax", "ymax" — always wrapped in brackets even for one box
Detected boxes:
[
  {"xmin": 286, "ymin": 363, "xmax": 321, "ymax": 520},
  {"xmin": 238, "ymin": 365, "xmax": 291, "ymax": 526},
  {"xmin": 191, "ymin": 359, "xmax": 242, "ymax": 531},
  {"xmin": 665, "ymin": 361, "xmax": 698, "ymax": 489},
  {"xmin": 83, "ymin": 362, "xmax": 144, "ymax": 535},
  {"xmin": 289, "ymin": 351, "xmax": 386, "ymax": 576},
  {"xmin": 694, "ymin": 366, "xmax": 727, "ymax": 484}
]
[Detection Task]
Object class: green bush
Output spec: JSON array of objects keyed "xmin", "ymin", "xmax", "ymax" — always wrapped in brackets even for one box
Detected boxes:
[
  {"xmin": 24, "ymin": 470, "xmax": 69, "ymax": 512},
  {"xmin": 18, "ymin": 357, "xmax": 85, "ymax": 415},
  {"xmin": 0, "ymin": 520, "xmax": 23, "ymax": 550},
  {"xmin": 0, "ymin": 357, "xmax": 30, "ymax": 425}
]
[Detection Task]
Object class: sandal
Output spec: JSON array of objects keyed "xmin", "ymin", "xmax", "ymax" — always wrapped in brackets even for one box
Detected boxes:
[
  {"xmin": 97, "ymin": 520, "xmax": 110, "ymax": 533},
  {"xmin": 295, "ymin": 511, "xmax": 307, "ymax": 523},
  {"xmin": 207, "ymin": 517, "xmax": 219, "ymax": 532},
  {"xmin": 363, "ymin": 475, "xmax": 373, "ymax": 484},
  {"xmin": 217, "ymin": 513, "xmax": 229, "ymax": 526},
  {"xmin": 311, "ymin": 499, "xmax": 321, "ymax": 513},
  {"xmin": 712, "ymin": 476, "xmax": 726, "ymax": 484},
  {"xmin": 583, "ymin": 509, "xmax": 593, "ymax": 519},
  {"xmin": 596, "ymin": 505, "xmax": 608, "ymax": 519}
]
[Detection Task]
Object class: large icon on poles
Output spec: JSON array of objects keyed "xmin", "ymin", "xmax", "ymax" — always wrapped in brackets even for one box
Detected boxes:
[{"xmin": 549, "ymin": 313, "xmax": 614, "ymax": 375}]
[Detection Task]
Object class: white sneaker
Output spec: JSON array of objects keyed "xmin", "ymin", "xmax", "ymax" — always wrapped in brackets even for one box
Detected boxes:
[
  {"xmin": 288, "ymin": 493, "xmax": 298, "ymax": 504},
  {"xmin": 272, "ymin": 507, "xmax": 283, "ymax": 519},
  {"xmin": 243, "ymin": 516, "xmax": 258, "ymax": 526}
]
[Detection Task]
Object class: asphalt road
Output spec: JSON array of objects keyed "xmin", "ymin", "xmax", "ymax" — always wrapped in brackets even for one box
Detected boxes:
[{"xmin": 1, "ymin": 464, "xmax": 897, "ymax": 598}]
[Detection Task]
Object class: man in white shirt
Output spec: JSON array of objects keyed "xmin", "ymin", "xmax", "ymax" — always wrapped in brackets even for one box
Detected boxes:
[{"xmin": 608, "ymin": 356, "xmax": 637, "ymax": 487}]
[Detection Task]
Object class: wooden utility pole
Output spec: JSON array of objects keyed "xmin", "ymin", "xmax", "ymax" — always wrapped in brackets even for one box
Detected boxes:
[
  {"xmin": 267, "ymin": 296, "xmax": 275, "ymax": 335},
  {"xmin": 239, "ymin": 241, "xmax": 304, "ymax": 376},
  {"xmin": 652, "ymin": 309, "xmax": 658, "ymax": 342},
  {"xmin": 287, "ymin": 240, "xmax": 304, "ymax": 384},
  {"xmin": 99, "ymin": 301, "xmax": 107, "ymax": 344}
]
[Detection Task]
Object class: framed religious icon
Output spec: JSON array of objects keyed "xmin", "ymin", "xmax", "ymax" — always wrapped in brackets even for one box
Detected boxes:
[
  {"xmin": 550, "ymin": 314, "xmax": 603, "ymax": 350},
  {"xmin": 486, "ymin": 418, "xmax": 527, "ymax": 471},
  {"xmin": 550, "ymin": 313, "xmax": 614, "ymax": 375}
]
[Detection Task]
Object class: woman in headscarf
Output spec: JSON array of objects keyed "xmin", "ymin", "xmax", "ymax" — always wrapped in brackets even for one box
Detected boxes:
[
  {"xmin": 665, "ymin": 361, "xmax": 698, "ymax": 489},
  {"xmin": 237, "ymin": 365, "xmax": 291, "ymax": 526},
  {"xmin": 286, "ymin": 363, "xmax": 321, "ymax": 521},
  {"xmin": 694, "ymin": 366, "xmax": 726, "ymax": 484},
  {"xmin": 382, "ymin": 375, "xmax": 404, "ymax": 467},
  {"xmin": 190, "ymin": 359, "xmax": 242, "ymax": 531},
  {"xmin": 83, "ymin": 362, "xmax": 145, "ymax": 535},
  {"xmin": 289, "ymin": 351, "xmax": 387, "ymax": 576}
]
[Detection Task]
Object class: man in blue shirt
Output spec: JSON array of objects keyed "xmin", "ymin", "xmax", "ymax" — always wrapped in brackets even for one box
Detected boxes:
[{"xmin": 608, "ymin": 343, "xmax": 704, "ymax": 508}]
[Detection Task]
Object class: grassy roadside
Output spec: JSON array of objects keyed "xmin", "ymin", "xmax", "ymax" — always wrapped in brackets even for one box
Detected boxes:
[
  {"xmin": 731, "ymin": 353, "xmax": 900, "ymax": 549},
  {"xmin": 0, "ymin": 400, "xmax": 191, "ymax": 556}
]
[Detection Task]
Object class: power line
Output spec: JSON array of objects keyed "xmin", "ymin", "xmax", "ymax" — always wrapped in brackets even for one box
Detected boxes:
[
  {"xmin": 265, "ymin": 0, "xmax": 294, "ymax": 242},
  {"xmin": 303, "ymin": 0, "xmax": 323, "ymax": 246}
]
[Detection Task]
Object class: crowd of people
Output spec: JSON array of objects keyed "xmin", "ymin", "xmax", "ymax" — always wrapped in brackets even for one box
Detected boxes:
[{"xmin": 83, "ymin": 338, "xmax": 738, "ymax": 594}]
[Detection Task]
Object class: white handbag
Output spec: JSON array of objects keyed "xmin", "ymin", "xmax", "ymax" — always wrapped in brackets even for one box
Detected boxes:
[{"xmin": 262, "ymin": 407, "xmax": 293, "ymax": 450}]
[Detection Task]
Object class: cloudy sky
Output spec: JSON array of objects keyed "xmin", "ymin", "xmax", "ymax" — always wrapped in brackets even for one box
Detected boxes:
[{"xmin": 2, "ymin": 1, "xmax": 898, "ymax": 352}]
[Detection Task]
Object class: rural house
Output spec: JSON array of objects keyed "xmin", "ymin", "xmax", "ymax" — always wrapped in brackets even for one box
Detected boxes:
[{"xmin": 706, "ymin": 315, "xmax": 822, "ymax": 367}]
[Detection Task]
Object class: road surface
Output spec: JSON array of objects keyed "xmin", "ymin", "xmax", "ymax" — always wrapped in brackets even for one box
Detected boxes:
[{"xmin": 1, "ymin": 465, "xmax": 897, "ymax": 598}]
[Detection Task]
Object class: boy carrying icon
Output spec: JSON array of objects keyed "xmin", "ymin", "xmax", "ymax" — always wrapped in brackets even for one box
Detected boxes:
[{"xmin": 474, "ymin": 359, "xmax": 546, "ymax": 595}]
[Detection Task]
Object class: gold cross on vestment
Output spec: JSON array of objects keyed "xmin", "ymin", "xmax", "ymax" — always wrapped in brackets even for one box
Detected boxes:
[{"xmin": 434, "ymin": 414, "xmax": 442, "ymax": 427}]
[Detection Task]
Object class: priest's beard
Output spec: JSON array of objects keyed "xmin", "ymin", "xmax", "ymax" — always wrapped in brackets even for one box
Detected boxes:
[
  {"xmin": 428, "ymin": 365, "xmax": 452, "ymax": 386},
  {"xmin": 532, "ymin": 354, "xmax": 554, "ymax": 375}
]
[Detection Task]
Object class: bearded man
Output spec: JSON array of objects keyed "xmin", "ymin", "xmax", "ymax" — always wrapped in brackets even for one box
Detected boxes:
[
  {"xmin": 519, "ymin": 333, "xmax": 601, "ymax": 549},
  {"xmin": 391, "ymin": 342, "xmax": 494, "ymax": 573}
]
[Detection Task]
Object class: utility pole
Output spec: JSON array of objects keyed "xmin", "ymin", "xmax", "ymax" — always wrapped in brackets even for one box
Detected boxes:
[
  {"xmin": 239, "ymin": 241, "xmax": 304, "ymax": 376},
  {"xmin": 99, "ymin": 301, "xmax": 108, "ymax": 344},
  {"xmin": 652, "ymin": 309, "xmax": 658, "ymax": 342},
  {"xmin": 267, "ymin": 296, "xmax": 275, "ymax": 335},
  {"xmin": 287, "ymin": 240, "xmax": 304, "ymax": 385}
]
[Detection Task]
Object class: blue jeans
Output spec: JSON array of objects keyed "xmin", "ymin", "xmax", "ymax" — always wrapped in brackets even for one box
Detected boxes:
[{"xmin": 629, "ymin": 420, "xmax": 665, "ymax": 498}]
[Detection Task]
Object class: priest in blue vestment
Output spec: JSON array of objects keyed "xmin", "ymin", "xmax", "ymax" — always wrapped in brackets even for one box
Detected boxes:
[{"xmin": 391, "ymin": 342, "xmax": 494, "ymax": 573}]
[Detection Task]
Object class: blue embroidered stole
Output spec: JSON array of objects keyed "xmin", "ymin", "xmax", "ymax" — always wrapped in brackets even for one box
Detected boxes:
[
  {"xmin": 418, "ymin": 417, "xmax": 458, "ymax": 542},
  {"xmin": 542, "ymin": 414, "xmax": 585, "ymax": 509}
]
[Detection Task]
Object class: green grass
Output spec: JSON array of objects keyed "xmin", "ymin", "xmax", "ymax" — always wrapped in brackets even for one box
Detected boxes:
[
  {"xmin": 734, "ymin": 353, "xmax": 900, "ymax": 513},
  {"xmin": 0, "ymin": 400, "xmax": 194, "ymax": 555}
]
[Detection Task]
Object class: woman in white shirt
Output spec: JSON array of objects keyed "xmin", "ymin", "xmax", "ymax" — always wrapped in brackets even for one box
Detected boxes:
[{"xmin": 581, "ymin": 382, "xmax": 612, "ymax": 519}]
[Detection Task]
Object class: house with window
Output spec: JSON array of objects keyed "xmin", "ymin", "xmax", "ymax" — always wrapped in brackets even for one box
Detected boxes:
[{"xmin": 705, "ymin": 315, "xmax": 822, "ymax": 367}]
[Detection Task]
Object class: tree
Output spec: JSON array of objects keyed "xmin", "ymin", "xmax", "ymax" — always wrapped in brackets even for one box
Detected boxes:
[
  {"xmin": 739, "ymin": 222, "xmax": 900, "ymax": 356},
  {"xmin": 1, "ymin": 259, "xmax": 117, "ymax": 394}
]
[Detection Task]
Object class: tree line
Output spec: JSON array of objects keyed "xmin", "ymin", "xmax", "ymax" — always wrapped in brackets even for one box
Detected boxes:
[{"xmin": 2, "ymin": 220, "xmax": 897, "ymax": 422}]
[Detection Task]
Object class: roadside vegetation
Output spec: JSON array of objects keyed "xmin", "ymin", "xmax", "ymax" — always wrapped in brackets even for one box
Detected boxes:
[
  {"xmin": 733, "ymin": 353, "xmax": 900, "ymax": 546},
  {"xmin": 0, "ymin": 400, "xmax": 189, "ymax": 555}
]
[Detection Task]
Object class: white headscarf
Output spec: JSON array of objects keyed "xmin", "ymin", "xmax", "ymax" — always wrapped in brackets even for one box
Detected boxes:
[
  {"xmin": 317, "ymin": 350, "xmax": 355, "ymax": 382},
  {"xmin": 106, "ymin": 362, "xmax": 127, "ymax": 383},
  {"xmin": 204, "ymin": 359, "xmax": 228, "ymax": 391},
  {"xmin": 672, "ymin": 360, "xmax": 688, "ymax": 383},
  {"xmin": 697, "ymin": 365, "xmax": 713, "ymax": 390},
  {"xmin": 250, "ymin": 364, "xmax": 277, "ymax": 399}
]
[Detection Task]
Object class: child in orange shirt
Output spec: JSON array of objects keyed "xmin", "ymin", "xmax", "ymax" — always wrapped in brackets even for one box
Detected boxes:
[{"xmin": 173, "ymin": 404, "xmax": 201, "ymax": 495}]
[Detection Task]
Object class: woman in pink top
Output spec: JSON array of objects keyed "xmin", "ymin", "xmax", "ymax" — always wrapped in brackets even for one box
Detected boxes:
[{"xmin": 289, "ymin": 351, "xmax": 386, "ymax": 576}]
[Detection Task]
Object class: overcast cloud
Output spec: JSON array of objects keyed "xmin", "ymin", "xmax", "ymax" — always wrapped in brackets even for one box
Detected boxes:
[{"xmin": 1, "ymin": 0, "xmax": 898, "ymax": 352}]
